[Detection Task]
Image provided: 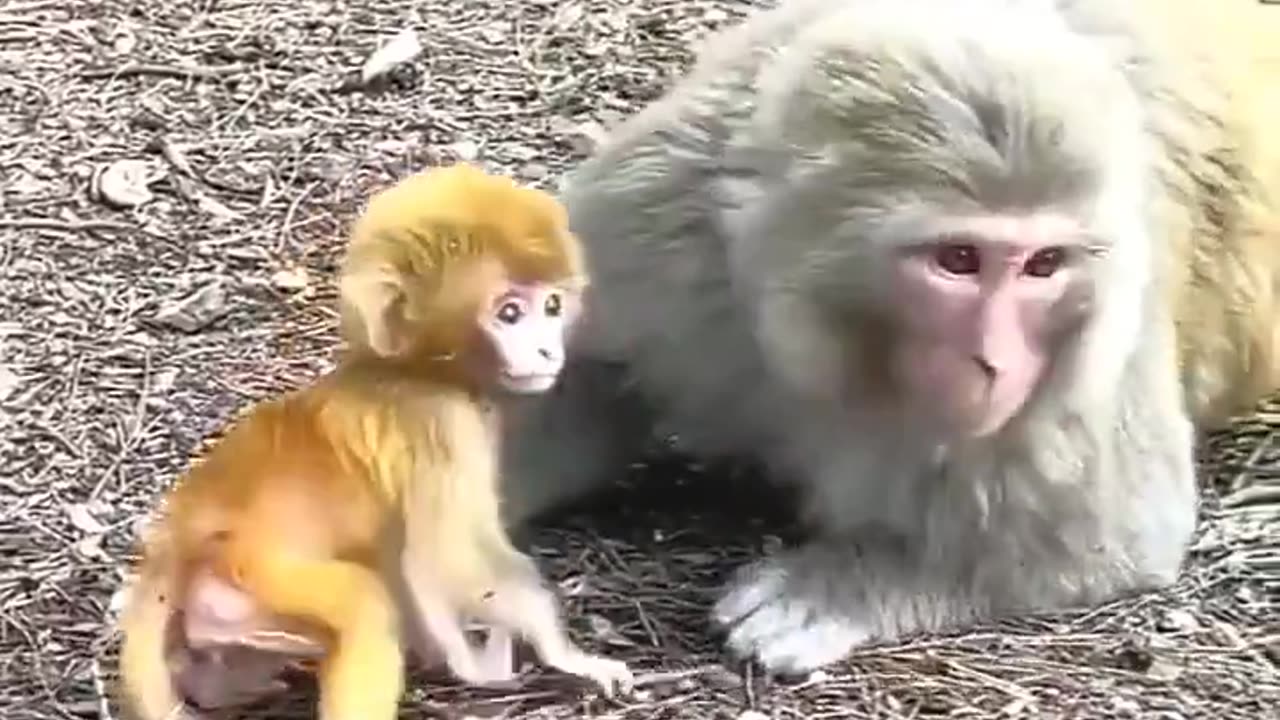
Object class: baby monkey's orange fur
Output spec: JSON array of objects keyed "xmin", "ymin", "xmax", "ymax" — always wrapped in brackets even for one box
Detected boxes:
[{"xmin": 117, "ymin": 164, "xmax": 632, "ymax": 720}]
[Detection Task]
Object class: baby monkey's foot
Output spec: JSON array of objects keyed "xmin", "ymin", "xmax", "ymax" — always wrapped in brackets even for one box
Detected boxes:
[
  {"xmin": 456, "ymin": 657, "xmax": 517, "ymax": 687},
  {"xmin": 472, "ymin": 627, "xmax": 519, "ymax": 686},
  {"xmin": 447, "ymin": 631, "xmax": 519, "ymax": 688},
  {"xmin": 450, "ymin": 659, "xmax": 518, "ymax": 688},
  {"xmin": 553, "ymin": 652, "xmax": 634, "ymax": 698}
]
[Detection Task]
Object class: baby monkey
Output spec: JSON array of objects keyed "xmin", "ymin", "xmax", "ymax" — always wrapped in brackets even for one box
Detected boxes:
[{"xmin": 117, "ymin": 163, "xmax": 633, "ymax": 720}]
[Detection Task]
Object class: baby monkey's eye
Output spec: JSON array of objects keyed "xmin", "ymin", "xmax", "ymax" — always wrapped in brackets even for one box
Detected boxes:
[
  {"xmin": 1023, "ymin": 247, "xmax": 1067, "ymax": 278},
  {"xmin": 496, "ymin": 301, "xmax": 524, "ymax": 325},
  {"xmin": 544, "ymin": 292, "xmax": 562, "ymax": 317}
]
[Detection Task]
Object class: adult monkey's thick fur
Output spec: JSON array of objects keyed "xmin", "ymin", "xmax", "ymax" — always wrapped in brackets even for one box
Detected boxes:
[{"xmin": 500, "ymin": 0, "xmax": 1280, "ymax": 675}]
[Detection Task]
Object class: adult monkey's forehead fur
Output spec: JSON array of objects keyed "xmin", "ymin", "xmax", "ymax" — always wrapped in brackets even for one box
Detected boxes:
[{"xmin": 500, "ymin": 0, "xmax": 1280, "ymax": 676}]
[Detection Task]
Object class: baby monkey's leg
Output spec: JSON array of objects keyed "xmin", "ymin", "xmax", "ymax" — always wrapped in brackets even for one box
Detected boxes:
[
  {"xmin": 221, "ymin": 545, "xmax": 404, "ymax": 720},
  {"xmin": 475, "ymin": 626, "xmax": 517, "ymax": 681},
  {"xmin": 402, "ymin": 570, "xmax": 518, "ymax": 686}
]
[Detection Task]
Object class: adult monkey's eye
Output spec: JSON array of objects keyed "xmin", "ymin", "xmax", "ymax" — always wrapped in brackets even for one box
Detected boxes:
[
  {"xmin": 934, "ymin": 243, "xmax": 981, "ymax": 275},
  {"xmin": 496, "ymin": 301, "xmax": 524, "ymax": 325},
  {"xmin": 1024, "ymin": 247, "xmax": 1067, "ymax": 278},
  {"xmin": 544, "ymin": 292, "xmax": 562, "ymax": 317}
]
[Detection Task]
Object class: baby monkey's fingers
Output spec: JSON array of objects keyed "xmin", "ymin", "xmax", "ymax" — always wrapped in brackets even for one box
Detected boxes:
[{"xmin": 556, "ymin": 652, "xmax": 634, "ymax": 698}]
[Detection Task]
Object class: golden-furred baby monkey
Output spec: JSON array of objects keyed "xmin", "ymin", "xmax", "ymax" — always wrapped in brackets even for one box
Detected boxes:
[
  {"xmin": 498, "ymin": 0, "xmax": 1280, "ymax": 677},
  {"xmin": 116, "ymin": 163, "xmax": 633, "ymax": 720}
]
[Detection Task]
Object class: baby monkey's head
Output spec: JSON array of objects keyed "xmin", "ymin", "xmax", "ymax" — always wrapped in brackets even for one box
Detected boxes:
[{"xmin": 339, "ymin": 163, "xmax": 587, "ymax": 395}]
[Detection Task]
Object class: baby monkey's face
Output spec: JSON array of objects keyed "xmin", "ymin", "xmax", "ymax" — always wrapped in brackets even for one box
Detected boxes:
[{"xmin": 480, "ymin": 280, "xmax": 582, "ymax": 394}]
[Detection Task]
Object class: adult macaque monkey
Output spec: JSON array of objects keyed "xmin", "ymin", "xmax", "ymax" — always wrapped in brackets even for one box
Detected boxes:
[
  {"xmin": 117, "ymin": 163, "xmax": 632, "ymax": 720},
  {"xmin": 501, "ymin": 0, "xmax": 1280, "ymax": 675}
]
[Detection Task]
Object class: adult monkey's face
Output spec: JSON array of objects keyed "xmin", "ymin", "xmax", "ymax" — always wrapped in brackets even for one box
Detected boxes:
[{"xmin": 886, "ymin": 213, "xmax": 1097, "ymax": 437}]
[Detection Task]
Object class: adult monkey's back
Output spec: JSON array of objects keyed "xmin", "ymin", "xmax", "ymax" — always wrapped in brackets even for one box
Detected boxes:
[{"xmin": 501, "ymin": 0, "xmax": 1280, "ymax": 674}]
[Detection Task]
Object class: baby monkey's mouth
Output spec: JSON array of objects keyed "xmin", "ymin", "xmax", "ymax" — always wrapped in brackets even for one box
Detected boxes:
[{"xmin": 500, "ymin": 370, "xmax": 558, "ymax": 392}]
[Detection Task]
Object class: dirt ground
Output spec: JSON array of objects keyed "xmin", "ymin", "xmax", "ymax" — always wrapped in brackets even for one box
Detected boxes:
[{"xmin": 1, "ymin": 1, "xmax": 1277, "ymax": 719}]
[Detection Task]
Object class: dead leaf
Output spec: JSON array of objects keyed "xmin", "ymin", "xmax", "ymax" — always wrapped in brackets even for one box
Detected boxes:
[
  {"xmin": 93, "ymin": 159, "xmax": 164, "ymax": 208},
  {"xmin": 373, "ymin": 138, "xmax": 416, "ymax": 154},
  {"xmin": 66, "ymin": 503, "xmax": 108, "ymax": 534},
  {"xmin": 1000, "ymin": 696, "xmax": 1035, "ymax": 716},
  {"xmin": 0, "ymin": 365, "xmax": 19, "ymax": 403},
  {"xmin": 7, "ymin": 168, "xmax": 52, "ymax": 197},
  {"xmin": 151, "ymin": 279, "xmax": 229, "ymax": 333},
  {"xmin": 151, "ymin": 135, "xmax": 198, "ymax": 177},
  {"xmin": 552, "ymin": 2, "xmax": 585, "ymax": 30},
  {"xmin": 585, "ymin": 613, "xmax": 634, "ymax": 647},
  {"xmin": 557, "ymin": 574, "xmax": 588, "ymax": 596},
  {"xmin": 1157, "ymin": 608, "xmax": 1200, "ymax": 633},
  {"xmin": 151, "ymin": 367, "xmax": 178, "ymax": 394},
  {"xmin": 1234, "ymin": 584, "xmax": 1259, "ymax": 604},
  {"xmin": 704, "ymin": 8, "xmax": 730, "ymax": 24},
  {"xmin": 112, "ymin": 26, "xmax": 138, "ymax": 54},
  {"xmin": 449, "ymin": 139, "xmax": 480, "ymax": 161},
  {"xmin": 1109, "ymin": 696, "xmax": 1140, "ymax": 714},
  {"xmin": 271, "ymin": 266, "xmax": 310, "ymax": 292},
  {"xmin": 75, "ymin": 533, "xmax": 108, "ymax": 560},
  {"xmin": 259, "ymin": 173, "xmax": 278, "ymax": 209},
  {"xmin": 361, "ymin": 27, "xmax": 422, "ymax": 84},
  {"xmin": 194, "ymin": 191, "xmax": 240, "ymax": 222},
  {"xmin": 1145, "ymin": 657, "xmax": 1184, "ymax": 681}
]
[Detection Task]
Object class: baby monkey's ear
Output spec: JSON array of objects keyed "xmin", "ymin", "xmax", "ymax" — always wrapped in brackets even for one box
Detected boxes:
[{"xmin": 339, "ymin": 264, "xmax": 413, "ymax": 359}]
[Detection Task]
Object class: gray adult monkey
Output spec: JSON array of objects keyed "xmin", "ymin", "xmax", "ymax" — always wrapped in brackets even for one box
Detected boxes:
[{"xmin": 500, "ymin": 0, "xmax": 1280, "ymax": 674}]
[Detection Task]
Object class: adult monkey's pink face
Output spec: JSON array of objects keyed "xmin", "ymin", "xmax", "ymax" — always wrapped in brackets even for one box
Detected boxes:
[{"xmin": 891, "ymin": 213, "xmax": 1092, "ymax": 437}]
